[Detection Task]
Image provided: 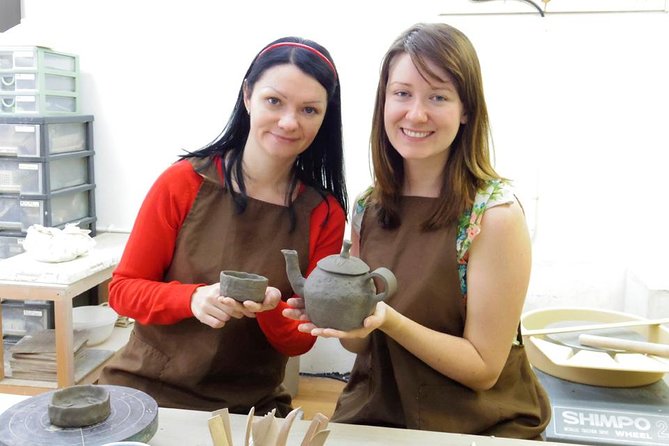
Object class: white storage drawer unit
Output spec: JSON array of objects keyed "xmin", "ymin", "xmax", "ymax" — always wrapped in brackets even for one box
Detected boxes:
[
  {"xmin": 0, "ymin": 300, "xmax": 54, "ymax": 337},
  {"xmin": 0, "ymin": 184, "xmax": 95, "ymax": 233},
  {"xmin": 0, "ymin": 234, "xmax": 23, "ymax": 259},
  {"xmin": 0, "ymin": 115, "xmax": 91, "ymax": 157},
  {"xmin": 0, "ymin": 115, "xmax": 96, "ymax": 237},
  {"xmin": 0, "ymin": 47, "xmax": 78, "ymax": 73},
  {"xmin": 0, "ymin": 92, "xmax": 78, "ymax": 114},
  {"xmin": 1, "ymin": 71, "xmax": 77, "ymax": 93},
  {"xmin": 0, "ymin": 47, "xmax": 80, "ymax": 115},
  {"xmin": 0, "ymin": 153, "xmax": 92, "ymax": 194}
]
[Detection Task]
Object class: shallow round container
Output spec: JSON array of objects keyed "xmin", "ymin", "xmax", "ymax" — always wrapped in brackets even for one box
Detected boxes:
[
  {"xmin": 521, "ymin": 307, "xmax": 669, "ymax": 387},
  {"xmin": 73, "ymin": 305, "xmax": 118, "ymax": 346}
]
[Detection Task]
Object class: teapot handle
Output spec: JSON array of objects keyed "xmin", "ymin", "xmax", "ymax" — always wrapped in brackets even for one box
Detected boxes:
[{"xmin": 370, "ymin": 267, "xmax": 397, "ymax": 303}]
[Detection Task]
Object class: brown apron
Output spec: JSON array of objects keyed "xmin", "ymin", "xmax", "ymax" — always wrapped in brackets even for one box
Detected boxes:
[
  {"xmin": 332, "ymin": 196, "xmax": 551, "ymax": 439},
  {"xmin": 100, "ymin": 157, "xmax": 322, "ymax": 415}
]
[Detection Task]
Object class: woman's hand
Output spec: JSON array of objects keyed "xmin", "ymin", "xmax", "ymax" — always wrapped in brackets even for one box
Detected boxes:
[
  {"xmin": 283, "ymin": 299, "xmax": 390, "ymax": 338},
  {"xmin": 281, "ymin": 296, "xmax": 311, "ymax": 322},
  {"xmin": 305, "ymin": 301, "xmax": 390, "ymax": 338},
  {"xmin": 240, "ymin": 286, "xmax": 282, "ymax": 314},
  {"xmin": 191, "ymin": 283, "xmax": 256, "ymax": 328}
]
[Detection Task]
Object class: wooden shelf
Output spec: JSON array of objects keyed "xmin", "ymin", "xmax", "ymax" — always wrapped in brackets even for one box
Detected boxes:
[
  {"xmin": 0, "ymin": 232, "xmax": 129, "ymax": 391},
  {"xmin": 0, "ymin": 325, "xmax": 132, "ymax": 395}
]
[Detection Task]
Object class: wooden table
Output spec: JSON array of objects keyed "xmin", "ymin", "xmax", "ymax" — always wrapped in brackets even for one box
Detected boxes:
[{"xmin": 0, "ymin": 232, "xmax": 129, "ymax": 389}]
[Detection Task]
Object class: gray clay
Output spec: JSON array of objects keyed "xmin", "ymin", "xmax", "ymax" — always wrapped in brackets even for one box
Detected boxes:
[
  {"xmin": 48, "ymin": 384, "xmax": 111, "ymax": 427},
  {"xmin": 282, "ymin": 240, "xmax": 397, "ymax": 331},
  {"xmin": 220, "ymin": 271, "xmax": 268, "ymax": 303}
]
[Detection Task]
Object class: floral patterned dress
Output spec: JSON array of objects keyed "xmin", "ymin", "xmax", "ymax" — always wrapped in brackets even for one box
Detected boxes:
[{"xmin": 352, "ymin": 179, "xmax": 515, "ymax": 301}]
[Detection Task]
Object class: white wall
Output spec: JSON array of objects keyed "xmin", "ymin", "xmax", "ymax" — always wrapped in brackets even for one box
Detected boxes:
[{"xmin": 2, "ymin": 1, "xmax": 668, "ymax": 372}]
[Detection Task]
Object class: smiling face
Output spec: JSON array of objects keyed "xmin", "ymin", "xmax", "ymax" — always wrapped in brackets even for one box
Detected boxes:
[
  {"xmin": 243, "ymin": 64, "xmax": 328, "ymax": 162},
  {"xmin": 384, "ymin": 53, "xmax": 468, "ymax": 166}
]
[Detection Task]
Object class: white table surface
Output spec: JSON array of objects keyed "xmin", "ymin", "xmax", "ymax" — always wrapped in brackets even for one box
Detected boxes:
[
  {"xmin": 0, "ymin": 232, "xmax": 128, "ymax": 284},
  {"xmin": 0, "ymin": 393, "xmax": 584, "ymax": 446}
]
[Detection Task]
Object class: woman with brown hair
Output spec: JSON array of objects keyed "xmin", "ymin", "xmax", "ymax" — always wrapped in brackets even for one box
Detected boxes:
[{"xmin": 285, "ymin": 23, "xmax": 551, "ymax": 439}]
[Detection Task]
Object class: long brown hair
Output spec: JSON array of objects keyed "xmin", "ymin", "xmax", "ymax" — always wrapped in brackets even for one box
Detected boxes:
[{"xmin": 370, "ymin": 23, "xmax": 501, "ymax": 230}]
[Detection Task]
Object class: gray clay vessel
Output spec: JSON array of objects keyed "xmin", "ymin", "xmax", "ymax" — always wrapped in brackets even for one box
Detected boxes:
[
  {"xmin": 282, "ymin": 240, "xmax": 397, "ymax": 331},
  {"xmin": 220, "ymin": 270, "xmax": 268, "ymax": 302},
  {"xmin": 48, "ymin": 384, "xmax": 111, "ymax": 427}
]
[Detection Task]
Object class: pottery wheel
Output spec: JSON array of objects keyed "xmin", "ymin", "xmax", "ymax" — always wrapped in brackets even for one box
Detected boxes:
[
  {"xmin": 0, "ymin": 385, "xmax": 158, "ymax": 446},
  {"xmin": 545, "ymin": 320, "xmax": 647, "ymax": 352}
]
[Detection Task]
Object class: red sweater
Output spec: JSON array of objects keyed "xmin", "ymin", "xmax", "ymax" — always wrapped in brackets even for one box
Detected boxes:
[{"xmin": 109, "ymin": 159, "xmax": 345, "ymax": 356}]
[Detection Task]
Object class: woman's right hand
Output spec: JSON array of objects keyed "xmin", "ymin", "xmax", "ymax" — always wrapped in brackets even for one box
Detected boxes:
[
  {"xmin": 282, "ymin": 296, "xmax": 311, "ymax": 322},
  {"xmin": 191, "ymin": 283, "xmax": 255, "ymax": 328},
  {"xmin": 282, "ymin": 297, "xmax": 379, "ymax": 353},
  {"xmin": 301, "ymin": 302, "xmax": 388, "ymax": 338}
]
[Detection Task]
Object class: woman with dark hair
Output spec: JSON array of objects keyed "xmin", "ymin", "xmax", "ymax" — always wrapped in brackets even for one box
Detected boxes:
[
  {"xmin": 100, "ymin": 36, "xmax": 347, "ymax": 416},
  {"xmin": 285, "ymin": 23, "xmax": 551, "ymax": 438}
]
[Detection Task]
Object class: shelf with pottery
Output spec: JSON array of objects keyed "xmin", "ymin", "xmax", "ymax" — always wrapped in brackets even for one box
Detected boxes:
[{"xmin": 0, "ymin": 232, "xmax": 129, "ymax": 393}]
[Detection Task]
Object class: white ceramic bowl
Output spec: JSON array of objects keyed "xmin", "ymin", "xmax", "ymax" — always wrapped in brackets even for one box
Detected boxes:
[
  {"xmin": 72, "ymin": 305, "xmax": 118, "ymax": 346},
  {"xmin": 101, "ymin": 442, "xmax": 150, "ymax": 446},
  {"xmin": 101, "ymin": 442, "xmax": 149, "ymax": 446}
]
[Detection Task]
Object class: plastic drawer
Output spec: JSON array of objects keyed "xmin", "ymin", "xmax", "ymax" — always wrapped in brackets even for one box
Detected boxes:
[
  {"xmin": 0, "ymin": 71, "xmax": 77, "ymax": 93},
  {"xmin": 0, "ymin": 92, "xmax": 78, "ymax": 115},
  {"xmin": 0, "ymin": 116, "xmax": 90, "ymax": 157},
  {"xmin": 0, "ymin": 234, "xmax": 24, "ymax": 259},
  {"xmin": 0, "ymin": 156, "xmax": 90, "ymax": 194},
  {"xmin": 0, "ymin": 300, "xmax": 53, "ymax": 337},
  {"xmin": 0, "ymin": 186, "xmax": 93, "ymax": 232},
  {"xmin": 0, "ymin": 47, "xmax": 78, "ymax": 73}
]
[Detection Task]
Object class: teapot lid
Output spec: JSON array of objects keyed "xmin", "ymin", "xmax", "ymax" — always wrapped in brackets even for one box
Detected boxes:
[{"xmin": 317, "ymin": 240, "xmax": 369, "ymax": 275}]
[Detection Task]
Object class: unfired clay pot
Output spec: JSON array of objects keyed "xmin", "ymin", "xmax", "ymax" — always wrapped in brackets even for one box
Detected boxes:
[
  {"xmin": 282, "ymin": 240, "xmax": 397, "ymax": 331},
  {"xmin": 48, "ymin": 384, "xmax": 111, "ymax": 427},
  {"xmin": 220, "ymin": 270, "xmax": 268, "ymax": 303}
]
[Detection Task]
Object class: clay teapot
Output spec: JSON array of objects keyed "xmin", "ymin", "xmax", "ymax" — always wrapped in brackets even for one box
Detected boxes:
[{"xmin": 281, "ymin": 240, "xmax": 397, "ymax": 331}]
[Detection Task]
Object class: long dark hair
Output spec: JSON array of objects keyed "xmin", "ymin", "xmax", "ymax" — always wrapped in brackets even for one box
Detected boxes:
[
  {"xmin": 182, "ymin": 36, "xmax": 347, "ymax": 226},
  {"xmin": 370, "ymin": 23, "xmax": 500, "ymax": 230}
]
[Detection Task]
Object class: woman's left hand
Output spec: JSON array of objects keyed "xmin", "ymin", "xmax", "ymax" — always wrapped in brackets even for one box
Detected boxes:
[
  {"xmin": 299, "ymin": 301, "xmax": 391, "ymax": 338},
  {"xmin": 237, "ymin": 286, "xmax": 282, "ymax": 314}
]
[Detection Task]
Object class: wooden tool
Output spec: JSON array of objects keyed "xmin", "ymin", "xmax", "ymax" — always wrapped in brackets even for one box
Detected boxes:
[
  {"xmin": 275, "ymin": 408, "xmax": 301, "ymax": 446},
  {"xmin": 522, "ymin": 317, "xmax": 669, "ymax": 337},
  {"xmin": 208, "ymin": 414, "xmax": 231, "ymax": 446},
  {"xmin": 579, "ymin": 334, "xmax": 669, "ymax": 357},
  {"xmin": 209, "ymin": 408, "xmax": 233, "ymax": 446},
  {"xmin": 301, "ymin": 412, "xmax": 330, "ymax": 446}
]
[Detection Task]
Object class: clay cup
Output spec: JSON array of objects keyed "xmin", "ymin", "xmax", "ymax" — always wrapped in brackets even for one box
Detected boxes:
[{"xmin": 220, "ymin": 271, "xmax": 268, "ymax": 303}]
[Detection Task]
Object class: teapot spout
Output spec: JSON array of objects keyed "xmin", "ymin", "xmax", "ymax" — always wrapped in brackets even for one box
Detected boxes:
[{"xmin": 281, "ymin": 249, "xmax": 305, "ymax": 297}]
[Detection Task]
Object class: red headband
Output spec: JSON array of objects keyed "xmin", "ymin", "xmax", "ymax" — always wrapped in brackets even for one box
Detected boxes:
[{"xmin": 257, "ymin": 42, "xmax": 337, "ymax": 77}]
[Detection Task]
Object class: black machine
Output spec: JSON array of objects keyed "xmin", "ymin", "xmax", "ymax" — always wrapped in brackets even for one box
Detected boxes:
[{"xmin": 536, "ymin": 369, "xmax": 669, "ymax": 445}]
